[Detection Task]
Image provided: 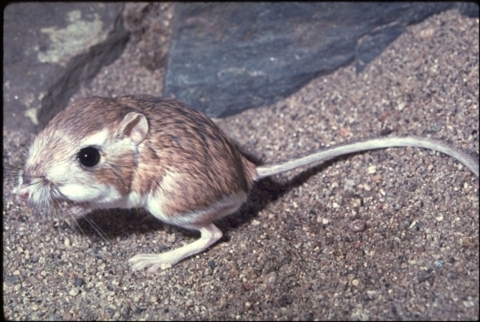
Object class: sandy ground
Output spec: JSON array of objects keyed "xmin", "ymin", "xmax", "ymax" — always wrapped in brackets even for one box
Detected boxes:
[{"xmin": 3, "ymin": 9, "xmax": 479, "ymax": 320}]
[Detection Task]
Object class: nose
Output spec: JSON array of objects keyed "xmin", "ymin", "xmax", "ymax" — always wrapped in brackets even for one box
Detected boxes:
[{"xmin": 19, "ymin": 191, "xmax": 29, "ymax": 199}]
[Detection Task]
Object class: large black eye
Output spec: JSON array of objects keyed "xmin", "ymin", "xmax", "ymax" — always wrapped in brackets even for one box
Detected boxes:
[{"xmin": 78, "ymin": 147, "xmax": 100, "ymax": 167}]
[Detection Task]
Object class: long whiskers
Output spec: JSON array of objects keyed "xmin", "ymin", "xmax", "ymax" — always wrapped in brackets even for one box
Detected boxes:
[
  {"xmin": 59, "ymin": 197, "xmax": 111, "ymax": 244},
  {"xmin": 81, "ymin": 215, "xmax": 111, "ymax": 244},
  {"xmin": 8, "ymin": 163, "xmax": 113, "ymax": 245},
  {"xmin": 3, "ymin": 163, "xmax": 22, "ymax": 187}
]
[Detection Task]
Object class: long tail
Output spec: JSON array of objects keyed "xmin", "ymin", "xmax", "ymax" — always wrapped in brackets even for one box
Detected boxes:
[{"xmin": 255, "ymin": 136, "xmax": 479, "ymax": 179}]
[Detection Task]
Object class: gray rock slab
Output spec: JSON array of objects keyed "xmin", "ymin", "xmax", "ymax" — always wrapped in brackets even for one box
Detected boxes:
[
  {"xmin": 3, "ymin": 3, "xmax": 128, "ymax": 132},
  {"xmin": 4, "ymin": 3, "xmax": 478, "ymax": 133},
  {"xmin": 164, "ymin": 3, "xmax": 468, "ymax": 117}
]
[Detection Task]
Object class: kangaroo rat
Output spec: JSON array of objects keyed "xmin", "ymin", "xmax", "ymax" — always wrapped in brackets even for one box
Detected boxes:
[{"xmin": 14, "ymin": 95, "xmax": 479, "ymax": 272}]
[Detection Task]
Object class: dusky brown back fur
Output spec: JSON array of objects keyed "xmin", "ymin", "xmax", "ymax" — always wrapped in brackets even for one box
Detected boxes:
[{"xmin": 43, "ymin": 95, "xmax": 257, "ymax": 217}]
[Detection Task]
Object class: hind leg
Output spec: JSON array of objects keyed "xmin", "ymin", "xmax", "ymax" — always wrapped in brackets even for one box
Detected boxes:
[
  {"xmin": 129, "ymin": 192, "xmax": 247, "ymax": 272},
  {"xmin": 129, "ymin": 223, "xmax": 223, "ymax": 272}
]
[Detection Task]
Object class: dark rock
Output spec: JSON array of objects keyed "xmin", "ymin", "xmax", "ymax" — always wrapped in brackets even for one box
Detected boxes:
[
  {"xmin": 4, "ymin": 3, "xmax": 476, "ymax": 133},
  {"xmin": 74, "ymin": 277, "xmax": 85, "ymax": 287},
  {"xmin": 458, "ymin": 2, "xmax": 479, "ymax": 18},
  {"xmin": 4, "ymin": 275, "xmax": 19, "ymax": 285},
  {"xmin": 163, "ymin": 3, "xmax": 456, "ymax": 117},
  {"xmin": 3, "ymin": 3, "xmax": 128, "ymax": 132}
]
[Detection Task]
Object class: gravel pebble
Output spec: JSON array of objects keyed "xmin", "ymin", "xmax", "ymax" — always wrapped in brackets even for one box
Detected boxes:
[{"xmin": 349, "ymin": 220, "xmax": 367, "ymax": 232}]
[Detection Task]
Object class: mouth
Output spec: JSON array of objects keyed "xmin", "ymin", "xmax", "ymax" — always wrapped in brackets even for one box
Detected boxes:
[{"xmin": 17, "ymin": 184, "xmax": 71, "ymax": 209}]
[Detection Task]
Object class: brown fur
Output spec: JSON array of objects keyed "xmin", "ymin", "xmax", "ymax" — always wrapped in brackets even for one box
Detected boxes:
[
  {"xmin": 35, "ymin": 95, "xmax": 256, "ymax": 217},
  {"xmin": 119, "ymin": 95, "xmax": 255, "ymax": 216},
  {"xmin": 28, "ymin": 98, "xmax": 138, "ymax": 197}
]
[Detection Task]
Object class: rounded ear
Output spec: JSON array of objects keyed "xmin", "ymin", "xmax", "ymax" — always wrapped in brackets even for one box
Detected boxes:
[{"xmin": 118, "ymin": 112, "xmax": 149, "ymax": 144}]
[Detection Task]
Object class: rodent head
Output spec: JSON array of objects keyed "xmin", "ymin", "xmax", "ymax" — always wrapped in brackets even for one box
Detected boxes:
[{"xmin": 15, "ymin": 97, "xmax": 149, "ymax": 210}]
